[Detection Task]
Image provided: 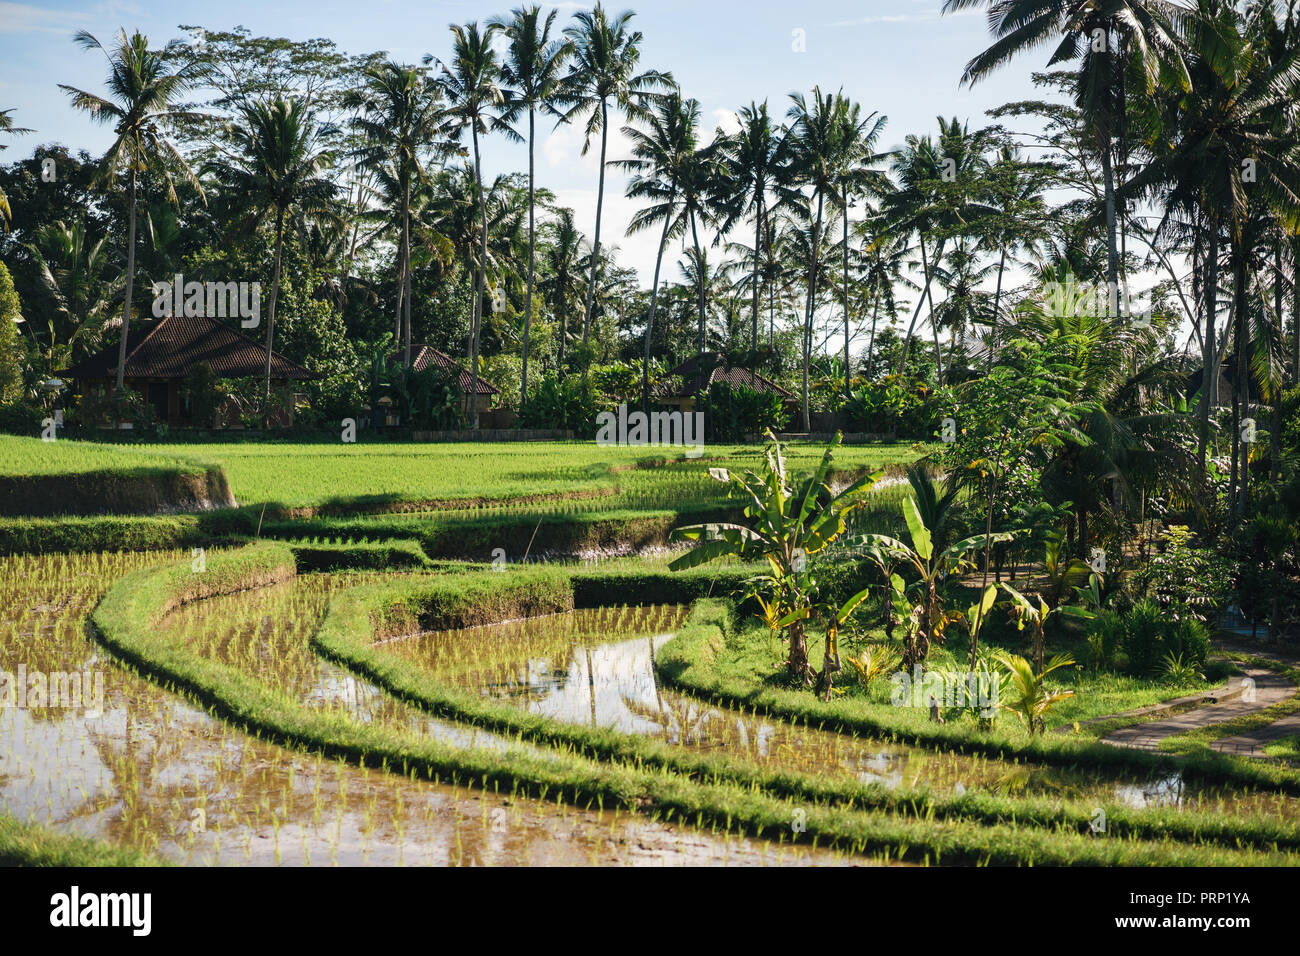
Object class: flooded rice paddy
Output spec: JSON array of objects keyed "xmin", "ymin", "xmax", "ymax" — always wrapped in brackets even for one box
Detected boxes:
[
  {"xmin": 0, "ymin": 554, "xmax": 852, "ymax": 866},
  {"xmin": 385, "ymin": 605, "xmax": 1300, "ymax": 818}
]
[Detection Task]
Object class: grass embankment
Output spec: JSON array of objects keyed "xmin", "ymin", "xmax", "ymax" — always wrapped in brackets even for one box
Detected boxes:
[
  {"xmin": 0, "ymin": 814, "xmax": 165, "ymax": 866},
  {"xmin": 0, "ymin": 437, "xmax": 914, "ymax": 554},
  {"xmin": 0, "ymin": 435, "xmax": 234, "ymax": 517},
  {"xmin": 316, "ymin": 576, "xmax": 1300, "ymax": 854},
  {"xmin": 89, "ymin": 543, "xmax": 1292, "ymax": 865},
  {"xmin": 654, "ymin": 614, "xmax": 1300, "ymax": 797}
]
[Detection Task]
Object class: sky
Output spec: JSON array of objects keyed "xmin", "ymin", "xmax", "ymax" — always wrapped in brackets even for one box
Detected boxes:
[{"xmin": 0, "ymin": 0, "xmax": 1046, "ymax": 289}]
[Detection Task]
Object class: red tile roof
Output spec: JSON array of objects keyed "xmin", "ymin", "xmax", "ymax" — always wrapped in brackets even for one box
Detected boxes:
[
  {"xmin": 391, "ymin": 345, "xmax": 500, "ymax": 395},
  {"xmin": 63, "ymin": 314, "xmax": 316, "ymax": 381},
  {"xmin": 657, "ymin": 353, "xmax": 794, "ymax": 400}
]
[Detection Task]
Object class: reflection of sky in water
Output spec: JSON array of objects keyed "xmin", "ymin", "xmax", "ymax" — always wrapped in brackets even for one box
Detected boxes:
[
  {"xmin": 1112, "ymin": 773, "xmax": 1187, "ymax": 810},
  {"xmin": 389, "ymin": 608, "xmax": 1300, "ymax": 816}
]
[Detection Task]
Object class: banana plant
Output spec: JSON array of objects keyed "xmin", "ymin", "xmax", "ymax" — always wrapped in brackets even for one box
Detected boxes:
[
  {"xmin": 994, "ymin": 651, "xmax": 1076, "ymax": 735},
  {"xmin": 846, "ymin": 496, "xmax": 1012, "ymax": 667},
  {"xmin": 670, "ymin": 430, "xmax": 880, "ymax": 691}
]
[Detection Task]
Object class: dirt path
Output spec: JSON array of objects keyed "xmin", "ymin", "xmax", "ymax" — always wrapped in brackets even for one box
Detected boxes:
[{"xmin": 1098, "ymin": 643, "xmax": 1299, "ymax": 756}]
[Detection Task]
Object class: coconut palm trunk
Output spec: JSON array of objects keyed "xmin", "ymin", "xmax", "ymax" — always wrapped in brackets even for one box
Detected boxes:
[
  {"xmin": 115, "ymin": 165, "xmax": 138, "ymax": 395},
  {"xmin": 1197, "ymin": 226, "xmax": 1219, "ymax": 474},
  {"xmin": 691, "ymin": 210, "xmax": 706, "ymax": 353},
  {"xmin": 752, "ymin": 194, "xmax": 763, "ymax": 350},
  {"xmin": 469, "ymin": 129, "xmax": 489, "ymax": 429},
  {"xmin": 802, "ymin": 191, "xmax": 824, "ymax": 431},
  {"xmin": 523, "ymin": 107, "xmax": 536, "ymax": 409},
  {"xmin": 581, "ymin": 99, "xmax": 609, "ymax": 347},
  {"xmin": 642, "ymin": 215, "xmax": 673, "ymax": 414},
  {"xmin": 263, "ymin": 208, "xmax": 285, "ymax": 428},
  {"xmin": 842, "ymin": 182, "xmax": 851, "ymax": 396},
  {"xmin": 988, "ymin": 248, "xmax": 1006, "ymax": 372}
]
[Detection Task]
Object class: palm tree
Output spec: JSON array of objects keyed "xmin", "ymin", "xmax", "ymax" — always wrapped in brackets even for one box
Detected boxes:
[
  {"xmin": 559, "ymin": 3, "xmax": 673, "ymax": 350},
  {"xmin": 493, "ymin": 6, "xmax": 571, "ymax": 408},
  {"xmin": 539, "ymin": 207, "xmax": 585, "ymax": 371},
  {"xmin": 716, "ymin": 101, "xmax": 793, "ymax": 351},
  {"xmin": 829, "ymin": 96, "xmax": 888, "ymax": 395},
  {"xmin": 943, "ymin": 0, "xmax": 1189, "ymax": 291},
  {"xmin": 887, "ymin": 118, "xmax": 993, "ymax": 385},
  {"xmin": 60, "ymin": 29, "xmax": 205, "ymax": 394},
  {"xmin": 23, "ymin": 219, "xmax": 121, "ymax": 367},
  {"xmin": 430, "ymin": 21, "xmax": 510, "ymax": 429},
  {"xmin": 205, "ymin": 96, "xmax": 337, "ymax": 422},
  {"xmin": 345, "ymin": 61, "xmax": 450, "ymax": 370},
  {"xmin": 854, "ymin": 212, "xmax": 909, "ymax": 378},
  {"xmin": 978, "ymin": 145, "xmax": 1050, "ymax": 369},
  {"xmin": 1126, "ymin": 0, "xmax": 1300, "ymax": 478},
  {"xmin": 786, "ymin": 87, "xmax": 843, "ymax": 430},
  {"xmin": 614, "ymin": 92, "xmax": 701, "ymax": 410},
  {"xmin": 0, "ymin": 109, "xmax": 34, "ymax": 231}
]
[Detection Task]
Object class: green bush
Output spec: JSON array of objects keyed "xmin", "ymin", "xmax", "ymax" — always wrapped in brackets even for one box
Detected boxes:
[
  {"xmin": 518, "ymin": 374, "xmax": 599, "ymax": 435},
  {"xmin": 698, "ymin": 380, "xmax": 786, "ymax": 442},
  {"xmin": 1108, "ymin": 599, "xmax": 1211, "ymax": 678}
]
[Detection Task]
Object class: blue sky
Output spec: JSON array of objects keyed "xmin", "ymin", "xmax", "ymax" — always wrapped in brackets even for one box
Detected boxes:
[{"xmin": 1, "ymin": 0, "xmax": 1045, "ymax": 284}]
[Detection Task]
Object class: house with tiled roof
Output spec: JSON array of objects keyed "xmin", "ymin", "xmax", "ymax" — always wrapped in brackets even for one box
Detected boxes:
[
  {"xmin": 387, "ymin": 344, "xmax": 500, "ymax": 420},
  {"xmin": 62, "ymin": 314, "xmax": 316, "ymax": 426},
  {"xmin": 655, "ymin": 352, "xmax": 796, "ymax": 413}
]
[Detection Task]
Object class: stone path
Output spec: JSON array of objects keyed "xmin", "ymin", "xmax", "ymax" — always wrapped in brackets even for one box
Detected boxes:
[{"xmin": 1101, "ymin": 666, "xmax": 1294, "ymax": 752}]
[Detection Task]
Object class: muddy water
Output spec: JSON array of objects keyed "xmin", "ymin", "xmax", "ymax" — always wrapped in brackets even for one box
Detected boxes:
[
  {"xmin": 388, "ymin": 607, "xmax": 1300, "ymax": 818},
  {"xmin": 0, "ymin": 555, "xmax": 852, "ymax": 866}
]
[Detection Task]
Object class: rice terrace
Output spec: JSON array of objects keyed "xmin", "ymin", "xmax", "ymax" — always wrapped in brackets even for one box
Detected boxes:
[{"xmin": 1, "ymin": 0, "xmax": 1299, "ymax": 927}]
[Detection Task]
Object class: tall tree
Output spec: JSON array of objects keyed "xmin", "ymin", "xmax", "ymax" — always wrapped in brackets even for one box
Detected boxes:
[
  {"xmin": 615, "ymin": 92, "xmax": 701, "ymax": 410},
  {"xmin": 206, "ymin": 96, "xmax": 338, "ymax": 422},
  {"xmin": 60, "ymin": 29, "xmax": 205, "ymax": 393},
  {"xmin": 716, "ymin": 101, "xmax": 793, "ymax": 351},
  {"xmin": 944, "ymin": 0, "xmax": 1189, "ymax": 291},
  {"xmin": 345, "ymin": 61, "xmax": 449, "ymax": 369},
  {"xmin": 493, "ymin": 6, "xmax": 571, "ymax": 409},
  {"xmin": 559, "ymin": 3, "xmax": 672, "ymax": 352},
  {"xmin": 430, "ymin": 21, "xmax": 510, "ymax": 429}
]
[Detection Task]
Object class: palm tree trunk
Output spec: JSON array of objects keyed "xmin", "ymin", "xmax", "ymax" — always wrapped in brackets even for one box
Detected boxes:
[
  {"xmin": 403, "ymin": 198, "xmax": 413, "ymax": 369},
  {"xmin": 263, "ymin": 208, "xmax": 285, "ymax": 429},
  {"xmin": 470, "ymin": 129, "xmax": 488, "ymax": 430},
  {"xmin": 1100, "ymin": 124, "xmax": 1119, "ymax": 290},
  {"xmin": 865, "ymin": 293, "xmax": 880, "ymax": 379},
  {"xmin": 581, "ymin": 99, "xmax": 609, "ymax": 348},
  {"xmin": 524, "ymin": 107, "xmax": 535, "ymax": 411},
  {"xmin": 752, "ymin": 193, "xmax": 763, "ymax": 351},
  {"xmin": 1197, "ymin": 225, "xmax": 1219, "ymax": 475},
  {"xmin": 115, "ymin": 166, "xmax": 138, "ymax": 395},
  {"xmin": 642, "ymin": 214, "xmax": 673, "ymax": 414},
  {"xmin": 691, "ymin": 211, "xmax": 705, "ymax": 354},
  {"xmin": 842, "ymin": 183, "xmax": 851, "ymax": 396},
  {"xmin": 802, "ymin": 192, "xmax": 824, "ymax": 431},
  {"xmin": 1272, "ymin": 239, "xmax": 1283, "ymax": 484},
  {"xmin": 398, "ymin": 172, "xmax": 409, "ymax": 357},
  {"xmin": 898, "ymin": 236, "xmax": 943, "ymax": 376},
  {"xmin": 988, "ymin": 248, "xmax": 1006, "ymax": 372}
]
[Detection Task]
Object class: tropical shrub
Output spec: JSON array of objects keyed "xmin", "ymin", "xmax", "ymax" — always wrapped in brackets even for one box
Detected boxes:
[
  {"xmin": 1129, "ymin": 526, "xmax": 1237, "ymax": 625},
  {"xmin": 843, "ymin": 375, "xmax": 943, "ymax": 438},
  {"xmin": 698, "ymin": 381, "xmax": 786, "ymax": 442},
  {"xmin": 518, "ymin": 374, "xmax": 599, "ymax": 435}
]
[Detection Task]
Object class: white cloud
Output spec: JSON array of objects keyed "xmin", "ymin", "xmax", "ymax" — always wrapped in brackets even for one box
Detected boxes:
[
  {"xmin": 0, "ymin": 2, "xmax": 85, "ymax": 34},
  {"xmin": 711, "ymin": 108, "xmax": 741, "ymax": 136}
]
